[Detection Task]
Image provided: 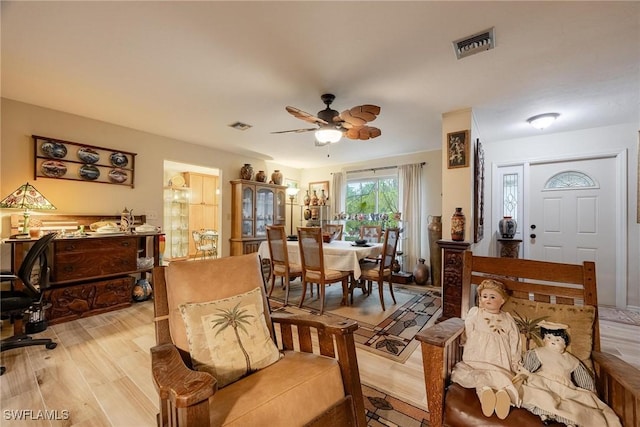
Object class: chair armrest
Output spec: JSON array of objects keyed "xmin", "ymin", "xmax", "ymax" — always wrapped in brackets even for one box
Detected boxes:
[
  {"xmin": 271, "ymin": 312, "xmax": 358, "ymax": 335},
  {"xmin": 150, "ymin": 343, "xmax": 217, "ymax": 408},
  {"xmin": 415, "ymin": 318, "xmax": 465, "ymax": 427},
  {"xmin": 592, "ymin": 350, "xmax": 640, "ymax": 427}
]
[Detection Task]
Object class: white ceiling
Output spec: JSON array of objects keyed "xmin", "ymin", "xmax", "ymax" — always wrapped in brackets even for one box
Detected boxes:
[{"xmin": 2, "ymin": 1, "xmax": 638, "ymax": 168}]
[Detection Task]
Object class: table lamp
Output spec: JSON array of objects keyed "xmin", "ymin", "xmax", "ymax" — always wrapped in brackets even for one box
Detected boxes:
[
  {"xmin": 0, "ymin": 182, "xmax": 56, "ymax": 234},
  {"xmin": 285, "ymin": 187, "xmax": 300, "ymax": 238}
]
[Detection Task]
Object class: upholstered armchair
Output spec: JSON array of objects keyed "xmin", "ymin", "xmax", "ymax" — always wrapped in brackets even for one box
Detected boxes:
[
  {"xmin": 416, "ymin": 251, "xmax": 640, "ymax": 427},
  {"xmin": 150, "ymin": 253, "xmax": 366, "ymax": 427}
]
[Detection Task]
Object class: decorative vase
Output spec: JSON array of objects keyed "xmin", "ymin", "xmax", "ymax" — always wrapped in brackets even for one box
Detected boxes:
[
  {"xmin": 120, "ymin": 207, "xmax": 133, "ymax": 233},
  {"xmin": 311, "ymin": 190, "xmax": 319, "ymax": 206},
  {"xmin": 303, "ymin": 190, "xmax": 311, "ymax": 206},
  {"xmin": 303, "ymin": 208, "xmax": 312, "ymax": 220},
  {"xmin": 132, "ymin": 278, "xmax": 152, "ymax": 302},
  {"xmin": 499, "ymin": 216, "xmax": 517, "ymax": 238},
  {"xmin": 311, "ymin": 207, "xmax": 319, "ymax": 220},
  {"xmin": 255, "ymin": 170, "xmax": 267, "ymax": 182},
  {"xmin": 319, "ymin": 189, "xmax": 327, "ymax": 206},
  {"xmin": 451, "ymin": 207, "xmax": 466, "ymax": 241},
  {"xmin": 240, "ymin": 163, "xmax": 254, "ymax": 180},
  {"xmin": 271, "ymin": 170, "xmax": 283, "ymax": 185},
  {"xmin": 413, "ymin": 258, "xmax": 430, "ymax": 285},
  {"xmin": 427, "ymin": 215, "xmax": 443, "ymax": 287}
]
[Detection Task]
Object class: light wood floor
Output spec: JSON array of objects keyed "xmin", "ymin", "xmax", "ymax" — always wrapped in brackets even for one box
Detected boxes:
[{"xmin": 1, "ymin": 299, "xmax": 639, "ymax": 427}]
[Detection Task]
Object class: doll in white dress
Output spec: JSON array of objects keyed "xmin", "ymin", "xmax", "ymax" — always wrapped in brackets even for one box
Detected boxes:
[
  {"xmin": 519, "ymin": 321, "xmax": 621, "ymax": 427},
  {"xmin": 450, "ymin": 279, "xmax": 522, "ymax": 420}
]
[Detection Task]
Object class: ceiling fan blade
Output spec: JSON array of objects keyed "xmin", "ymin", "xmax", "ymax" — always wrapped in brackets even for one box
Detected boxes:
[
  {"xmin": 286, "ymin": 106, "xmax": 328, "ymax": 125},
  {"xmin": 340, "ymin": 104, "xmax": 381, "ymax": 126},
  {"xmin": 270, "ymin": 128, "xmax": 317, "ymax": 134},
  {"xmin": 345, "ymin": 126, "xmax": 382, "ymax": 140}
]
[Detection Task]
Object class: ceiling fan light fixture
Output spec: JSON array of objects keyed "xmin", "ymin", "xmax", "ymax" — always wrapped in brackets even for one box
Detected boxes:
[
  {"xmin": 315, "ymin": 126, "xmax": 343, "ymax": 144},
  {"xmin": 527, "ymin": 113, "xmax": 560, "ymax": 130}
]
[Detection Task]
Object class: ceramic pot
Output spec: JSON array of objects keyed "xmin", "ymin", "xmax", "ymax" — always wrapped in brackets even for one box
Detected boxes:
[
  {"xmin": 391, "ymin": 260, "xmax": 401, "ymax": 273},
  {"xmin": 499, "ymin": 216, "xmax": 517, "ymax": 238},
  {"xmin": 303, "ymin": 190, "xmax": 311, "ymax": 206},
  {"xmin": 451, "ymin": 207, "xmax": 466, "ymax": 241},
  {"xmin": 427, "ymin": 215, "xmax": 442, "ymax": 287},
  {"xmin": 303, "ymin": 208, "xmax": 312, "ymax": 220},
  {"xmin": 271, "ymin": 170, "xmax": 283, "ymax": 185},
  {"xmin": 132, "ymin": 278, "xmax": 153, "ymax": 302},
  {"xmin": 255, "ymin": 170, "xmax": 267, "ymax": 182},
  {"xmin": 413, "ymin": 258, "xmax": 430, "ymax": 285},
  {"xmin": 240, "ymin": 163, "xmax": 254, "ymax": 180},
  {"xmin": 311, "ymin": 190, "xmax": 319, "ymax": 206}
]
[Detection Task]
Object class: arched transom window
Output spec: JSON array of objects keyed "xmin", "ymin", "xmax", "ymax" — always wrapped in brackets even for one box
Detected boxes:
[{"xmin": 543, "ymin": 170, "xmax": 598, "ymax": 190}]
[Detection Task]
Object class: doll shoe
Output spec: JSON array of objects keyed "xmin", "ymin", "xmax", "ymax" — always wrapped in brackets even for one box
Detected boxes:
[
  {"xmin": 494, "ymin": 389, "xmax": 511, "ymax": 420},
  {"xmin": 479, "ymin": 387, "xmax": 496, "ymax": 417}
]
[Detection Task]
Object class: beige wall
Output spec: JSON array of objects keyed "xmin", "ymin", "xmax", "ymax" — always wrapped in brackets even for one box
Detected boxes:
[{"xmin": 0, "ymin": 98, "xmax": 287, "ymax": 263}]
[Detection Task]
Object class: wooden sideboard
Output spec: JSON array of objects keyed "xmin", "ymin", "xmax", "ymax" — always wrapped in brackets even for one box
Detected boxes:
[{"xmin": 5, "ymin": 214, "xmax": 161, "ymax": 324}]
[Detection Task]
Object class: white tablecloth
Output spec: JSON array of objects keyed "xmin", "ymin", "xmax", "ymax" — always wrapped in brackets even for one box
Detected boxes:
[{"xmin": 257, "ymin": 239, "xmax": 383, "ymax": 279}]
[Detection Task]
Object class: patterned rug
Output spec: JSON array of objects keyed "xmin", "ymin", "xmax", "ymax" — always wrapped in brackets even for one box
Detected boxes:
[
  {"xmin": 268, "ymin": 280, "xmax": 442, "ymax": 363},
  {"xmin": 362, "ymin": 383, "xmax": 429, "ymax": 426}
]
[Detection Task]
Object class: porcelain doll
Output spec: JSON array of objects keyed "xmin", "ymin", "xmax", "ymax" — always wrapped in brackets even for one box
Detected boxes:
[
  {"xmin": 519, "ymin": 321, "xmax": 621, "ymax": 427},
  {"xmin": 450, "ymin": 279, "xmax": 522, "ymax": 419}
]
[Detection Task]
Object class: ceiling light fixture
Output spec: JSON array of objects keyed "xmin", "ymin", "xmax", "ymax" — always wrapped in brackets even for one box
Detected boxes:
[
  {"xmin": 315, "ymin": 125, "xmax": 343, "ymax": 144},
  {"xmin": 527, "ymin": 113, "xmax": 560, "ymax": 130}
]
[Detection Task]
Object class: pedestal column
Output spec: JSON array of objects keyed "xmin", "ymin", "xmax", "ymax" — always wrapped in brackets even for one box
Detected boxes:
[
  {"xmin": 437, "ymin": 239, "xmax": 471, "ymax": 322},
  {"xmin": 497, "ymin": 238, "xmax": 522, "ymax": 258}
]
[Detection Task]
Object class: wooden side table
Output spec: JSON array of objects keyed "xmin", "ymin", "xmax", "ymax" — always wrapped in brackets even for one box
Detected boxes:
[
  {"xmin": 436, "ymin": 239, "xmax": 471, "ymax": 322},
  {"xmin": 497, "ymin": 238, "xmax": 522, "ymax": 258}
]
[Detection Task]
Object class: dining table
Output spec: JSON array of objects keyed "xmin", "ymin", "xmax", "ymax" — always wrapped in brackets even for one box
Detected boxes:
[{"xmin": 257, "ymin": 239, "xmax": 383, "ymax": 280}]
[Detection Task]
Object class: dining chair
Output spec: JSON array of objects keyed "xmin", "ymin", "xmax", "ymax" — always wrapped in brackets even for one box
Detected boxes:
[
  {"xmin": 322, "ymin": 223, "xmax": 344, "ymax": 240},
  {"xmin": 297, "ymin": 227, "xmax": 351, "ymax": 315},
  {"xmin": 265, "ymin": 225, "xmax": 302, "ymax": 306},
  {"xmin": 359, "ymin": 225, "xmax": 382, "ymax": 243},
  {"xmin": 355, "ymin": 227, "xmax": 399, "ymax": 310},
  {"xmin": 192, "ymin": 229, "xmax": 218, "ymax": 259}
]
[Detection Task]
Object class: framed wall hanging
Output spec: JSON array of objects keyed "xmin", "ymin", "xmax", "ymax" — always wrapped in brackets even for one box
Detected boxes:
[
  {"xmin": 33, "ymin": 135, "xmax": 137, "ymax": 188},
  {"xmin": 447, "ymin": 130, "xmax": 470, "ymax": 169}
]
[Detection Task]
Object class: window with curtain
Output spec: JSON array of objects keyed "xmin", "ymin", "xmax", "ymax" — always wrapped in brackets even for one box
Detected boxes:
[{"xmin": 343, "ymin": 175, "xmax": 399, "ymax": 240}]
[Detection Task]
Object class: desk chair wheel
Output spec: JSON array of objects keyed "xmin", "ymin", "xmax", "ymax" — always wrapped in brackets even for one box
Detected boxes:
[{"xmin": 46, "ymin": 342, "xmax": 57, "ymax": 350}]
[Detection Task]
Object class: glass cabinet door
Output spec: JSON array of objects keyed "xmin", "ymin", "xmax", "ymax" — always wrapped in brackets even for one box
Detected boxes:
[
  {"xmin": 242, "ymin": 186, "xmax": 254, "ymax": 237},
  {"xmin": 255, "ymin": 187, "xmax": 274, "ymax": 237},
  {"xmin": 275, "ymin": 189, "xmax": 286, "ymax": 223}
]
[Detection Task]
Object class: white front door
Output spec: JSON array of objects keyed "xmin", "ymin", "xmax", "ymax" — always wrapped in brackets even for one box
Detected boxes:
[{"xmin": 527, "ymin": 157, "xmax": 617, "ymax": 306}]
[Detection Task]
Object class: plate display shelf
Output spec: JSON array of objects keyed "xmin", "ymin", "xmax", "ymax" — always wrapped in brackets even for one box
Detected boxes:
[{"xmin": 33, "ymin": 135, "xmax": 137, "ymax": 187}]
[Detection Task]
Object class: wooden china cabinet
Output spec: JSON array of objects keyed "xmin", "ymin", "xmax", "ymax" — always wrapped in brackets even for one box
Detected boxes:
[{"xmin": 230, "ymin": 179, "xmax": 286, "ymax": 255}]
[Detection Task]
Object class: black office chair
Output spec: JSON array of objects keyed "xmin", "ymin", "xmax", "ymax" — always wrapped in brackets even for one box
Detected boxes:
[{"xmin": 0, "ymin": 232, "xmax": 58, "ymax": 375}]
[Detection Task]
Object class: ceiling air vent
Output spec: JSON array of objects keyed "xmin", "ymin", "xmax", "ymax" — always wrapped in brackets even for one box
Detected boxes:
[
  {"xmin": 229, "ymin": 121, "xmax": 252, "ymax": 131},
  {"xmin": 453, "ymin": 27, "xmax": 495, "ymax": 60}
]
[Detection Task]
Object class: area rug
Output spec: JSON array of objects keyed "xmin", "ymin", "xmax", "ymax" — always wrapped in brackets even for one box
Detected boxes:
[
  {"xmin": 268, "ymin": 280, "xmax": 442, "ymax": 363},
  {"xmin": 362, "ymin": 383, "xmax": 429, "ymax": 427}
]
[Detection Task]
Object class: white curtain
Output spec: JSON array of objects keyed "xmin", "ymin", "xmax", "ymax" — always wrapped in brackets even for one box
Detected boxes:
[
  {"xmin": 399, "ymin": 163, "xmax": 423, "ymax": 272},
  {"xmin": 331, "ymin": 172, "xmax": 345, "ymax": 218}
]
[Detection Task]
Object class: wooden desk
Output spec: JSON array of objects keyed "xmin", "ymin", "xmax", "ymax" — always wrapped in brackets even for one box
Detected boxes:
[{"xmin": 4, "ymin": 232, "xmax": 162, "ymax": 324}]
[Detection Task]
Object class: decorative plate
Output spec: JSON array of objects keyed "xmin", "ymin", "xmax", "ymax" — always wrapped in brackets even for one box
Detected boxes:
[
  {"xmin": 41, "ymin": 160, "xmax": 67, "ymax": 177},
  {"xmin": 79, "ymin": 164, "xmax": 100, "ymax": 180},
  {"xmin": 41, "ymin": 142, "xmax": 67, "ymax": 159},
  {"xmin": 110, "ymin": 152, "xmax": 128, "ymax": 167},
  {"xmin": 108, "ymin": 168, "xmax": 128, "ymax": 183},
  {"xmin": 170, "ymin": 174, "xmax": 185, "ymax": 187},
  {"xmin": 77, "ymin": 147, "xmax": 100, "ymax": 164}
]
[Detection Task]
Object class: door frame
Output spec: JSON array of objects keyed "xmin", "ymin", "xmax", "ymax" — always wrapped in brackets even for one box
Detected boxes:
[{"xmin": 492, "ymin": 149, "xmax": 627, "ymax": 308}]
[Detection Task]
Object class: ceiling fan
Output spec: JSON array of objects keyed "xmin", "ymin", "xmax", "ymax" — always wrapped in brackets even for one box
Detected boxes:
[{"xmin": 272, "ymin": 94, "xmax": 381, "ymax": 146}]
